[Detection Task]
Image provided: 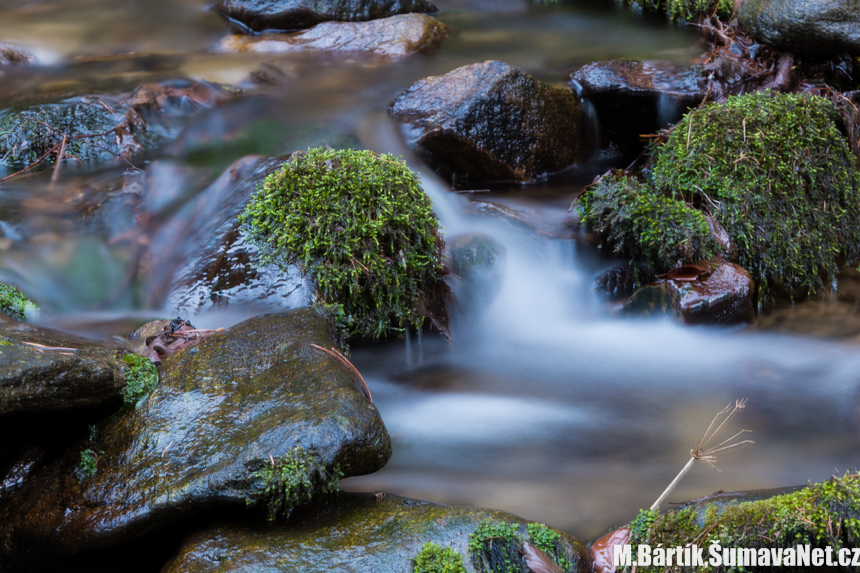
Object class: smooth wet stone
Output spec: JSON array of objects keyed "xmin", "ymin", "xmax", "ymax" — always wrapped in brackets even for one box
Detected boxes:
[
  {"xmin": 389, "ymin": 61, "xmax": 584, "ymax": 185},
  {"xmin": 215, "ymin": 0, "xmax": 438, "ymax": 32},
  {"xmin": 162, "ymin": 493, "xmax": 590, "ymax": 573},
  {"xmin": 739, "ymin": 0, "xmax": 860, "ymax": 57},
  {"xmin": 0, "ymin": 321, "xmax": 126, "ymax": 416},
  {"xmin": 0, "ymin": 43, "xmax": 35, "ymax": 65},
  {"xmin": 444, "ymin": 233, "xmax": 505, "ymax": 313},
  {"xmin": 149, "ymin": 155, "xmax": 311, "ymax": 318},
  {"xmin": 620, "ymin": 259, "xmax": 754, "ymax": 325},
  {"xmin": 569, "ymin": 60, "xmax": 704, "ymax": 147},
  {"xmin": 0, "ymin": 309, "xmax": 391, "ymax": 571},
  {"xmin": 220, "ymin": 13, "xmax": 448, "ymax": 57}
]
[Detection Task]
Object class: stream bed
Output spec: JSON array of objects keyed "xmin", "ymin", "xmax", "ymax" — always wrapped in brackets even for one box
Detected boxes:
[{"xmin": 0, "ymin": 0, "xmax": 858, "ymax": 561}]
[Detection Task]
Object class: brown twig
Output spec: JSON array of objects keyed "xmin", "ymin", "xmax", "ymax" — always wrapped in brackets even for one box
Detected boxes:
[
  {"xmin": 50, "ymin": 134, "xmax": 67, "ymax": 184},
  {"xmin": 310, "ymin": 343, "xmax": 373, "ymax": 402}
]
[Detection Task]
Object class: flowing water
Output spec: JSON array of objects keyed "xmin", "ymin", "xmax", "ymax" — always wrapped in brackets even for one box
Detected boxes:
[{"xmin": 1, "ymin": 0, "xmax": 859, "ymax": 550}]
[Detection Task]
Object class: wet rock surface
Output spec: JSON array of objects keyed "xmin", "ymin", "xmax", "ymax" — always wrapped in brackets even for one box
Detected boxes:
[
  {"xmin": 0, "ymin": 309, "xmax": 391, "ymax": 571},
  {"xmin": 389, "ymin": 60, "xmax": 584, "ymax": 185},
  {"xmin": 570, "ymin": 59, "xmax": 704, "ymax": 147},
  {"xmin": 0, "ymin": 321, "xmax": 126, "ymax": 416},
  {"xmin": 215, "ymin": 0, "xmax": 438, "ymax": 32},
  {"xmin": 620, "ymin": 258, "xmax": 755, "ymax": 325},
  {"xmin": 162, "ymin": 493, "xmax": 590, "ymax": 573},
  {"xmin": 0, "ymin": 82, "xmax": 232, "ymax": 168},
  {"xmin": 738, "ymin": 0, "xmax": 860, "ymax": 57},
  {"xmin": 220, "ymin": 13, "xmax": 448, "ymax": 58},
  {"xmin": 0, "ymin": 43, "xmax": 35, "ymax": 65},
  {"xmin": 149, "ymin": 155, "xmax": 311, "ymax": 318}
]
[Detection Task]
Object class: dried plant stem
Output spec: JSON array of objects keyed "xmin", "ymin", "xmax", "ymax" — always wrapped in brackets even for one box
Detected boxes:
[
  {"xmin": 650, "ymin": 457, "xmax": 696, "ymax": 511},
  {"xmin": 650, "ymin": 399, "xmax": 754, "ymax": 511}
]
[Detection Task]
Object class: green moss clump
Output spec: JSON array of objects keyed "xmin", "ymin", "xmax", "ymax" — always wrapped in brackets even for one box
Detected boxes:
[
  {"xmin": 651, "ymin": 92, "xmax": 860, "ymax": 300},
  {"xmin": 75, "ymin": 449, "xmax": 98, "ymax": 483},
  {"xmin": 120, "ymin": 354, "xmax": 159, "ymax": 408},
  {"xmin": 240, "ymin": 147, "xmax": 448, "ymax": 342},
  {"xmin": 413, "ymin": 542, "xmax": 467, "ymax": 573},
  {"xmin": 628, "ymin": 475, "xmax": 860, "ymax": 572},
  {"xmin": 0, "ymin": 283, "xmax": 37, "ymax": 321},
  {"xmin": 245, "ymin": 446, "xmax": 343, "ymax": 521},
  {"xmin": 578, "ymin": 170, "xmax": 717, "ymax": 273},
  {"xmin": 625, "ymin": 0, "xmax": 731, "ymax": 20},
  {"xmin": 628, "ymin": 508, "xmax": 659, "ymax": 546},
  {"xmin": 526, "ymin": 523, "xmax": 572, "ymax": 571}
]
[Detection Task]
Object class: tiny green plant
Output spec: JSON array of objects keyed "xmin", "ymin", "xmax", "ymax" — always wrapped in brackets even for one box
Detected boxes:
[
  {"xmin": 75, "ymin": 449, "xmax": 98, "ymax": 483},
  {"xmin": 469, "ymin": 520, "xmax": 523, "ymax": 573},
  {"xmin": 0, "ymin": 283, "xmax": 37, "ymax": 321},
  {"xmin": 120, "ymin": 353, "xmax": 159, "ymax": 408},
  {"xmin": 526, "ymin": 523, "xmax": 572, "ymax": 571},
  {"xmin": 413, "ymin": 542, "xmax": 467, "ymax": 573},
  {"xmin": 245, "ymin": 446, "xmax": 343, "ymax": 521},
  {"xmin": 240, "ymin": 147, "xmax": 449, "ymax": 343}
]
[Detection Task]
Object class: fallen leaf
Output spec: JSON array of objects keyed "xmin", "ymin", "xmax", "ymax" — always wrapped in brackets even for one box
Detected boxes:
[{"xmin": 523, "ymin": 542, "xmax": 563, "ymax": 573}]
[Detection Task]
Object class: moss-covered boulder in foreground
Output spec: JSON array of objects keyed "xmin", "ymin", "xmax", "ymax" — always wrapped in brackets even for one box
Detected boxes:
[
  {"xmin": 240, "ymin": 147, "xmax": 449, "ymax": 341},
  {"xmin": 0, "ymin": 310, "xmax": 391, "ymax": 571},
  {"xmin": 162, "ymin": 493, "xmax": 590, "ymax": 573},
  {"xmin": 580, "ymin": 92, "xmax": 860, "ymax": 303},
  {"xmin": 618, "ymin": 475, "xmax": 860, "ymax": 572}
]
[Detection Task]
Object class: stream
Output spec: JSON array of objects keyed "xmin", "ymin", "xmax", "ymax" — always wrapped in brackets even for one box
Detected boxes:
[{"xmin": 0, "ymin": 0, "xmax": 858, "ymax": 555}]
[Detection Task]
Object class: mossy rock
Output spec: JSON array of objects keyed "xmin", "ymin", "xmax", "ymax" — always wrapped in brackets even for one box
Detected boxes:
[
  {"xmin": 161, "ymin": 493, "xmax": 590, "ymax": 573},
  {"xmin": 580, "ymin": 92, "xmax": 860, "ymax": 304},
  {"xmin": 0, "ymin": 309, "xmax": 391, "ymax": 571},
  {"xmin": 623, "ymin": 0, "xmax": 731, "ymax": 20},
  {"xmin": 0, "ymin": 283, "xmax": 37, "ymax": 321},
  {"xmin": 623, "ymin": 475, "xmax": 860, "ymax": 572},
  {"xmin": 240, "ymin": 147, "xmax": 449, "ymax": 342}
]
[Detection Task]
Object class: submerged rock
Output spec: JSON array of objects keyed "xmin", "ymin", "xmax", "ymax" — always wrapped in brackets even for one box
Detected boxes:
[
  {"xmin": 389, "ymin": 61, "xmax": 584, "ymax": 185},
  {"xmin": 150, "ymin": 155, "xmax": 311, "ymax": 318},
  {"xmin": 569, "ymin": 60, "xmax": 704, "ymax": 147},
  {"xmin": 0, "ymin": 321, "xmax": 126, "ymax": 416},
  {"xmin": 215, "ymin": 0, "xmax": 438, "ymax": 32},
  {"xmin": 619, "ymin": 258, "xmax": 755, "ymax": 325},
  {"xmin": 0, "ymin": 43, "xmax": 35, "ymax": 65},
  {"xmin": 444, "ymin": 233, "xmax": 505, "ymax": 313},
  {"xmin": 162, "ymin": 493, "xmax": 590, "ymax": 573},
  {"xmin": 220, "ymin": 13, "xmax": 448, "ymax": 58},
  {"xmin": 0, "ymin": 309, "xmax": 391, "ymax": 571},
  {"xmin": 739, "ymin": 0, "xmax": 860, "ymax": 57}
]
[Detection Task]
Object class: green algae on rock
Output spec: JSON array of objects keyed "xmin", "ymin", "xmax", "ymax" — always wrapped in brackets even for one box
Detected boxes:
[
  {"xmin": 469, "ymin": 519, "xmax": 578, "ymax": 573},
  {"xmin": 578, "ymin": 170, "xmax": 717, "ymax": 274},
  {"xmin": 651, "ymin": 92, "xmax": 860, "ymax": 301},
  {"xmin": 240, "ymin": 147, "xmax": 449, "ymax": 341},
  {"xmin": 0, "ymin": 283, "xmax": 37, "ymax": 321},
  {"xmin": 622, "ymin": 475, "xmax": 860, "ymax": 572},
  {"xmin": 0, "ymin": 309, "xmax": 391, "ymax": 571},
  {"xmin": 161, "ymin": 493, "xmax": 590, "ymax": 573}
]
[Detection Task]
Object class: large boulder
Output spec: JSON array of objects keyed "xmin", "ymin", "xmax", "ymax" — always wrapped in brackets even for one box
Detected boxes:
[
  {"xmin": 739, "ymin": 0, "xmax": 860, "ymax": 57},
  {"xmin": 570, "ymin": 60, "xmax": 704, "ymax": 148},
  {"xmin": 162, "ymin": 493, "xmax": 591, "ymax": 573},
  {"xmin": 0, "ymin": 321, "xmax": 126, "ymax": 416},
  {"xmin": 214, "ymin": 0, "xmax": 438, "ymax": 32},
  {"xmin": 219, "ymin": 13, "xmax": 448, "ymax": 58},
  {"xmin": 0, "ymin": 309, "xmax": 391, "ymax": 571},
  {"xmin": 389, "ymin": 61, "xmax": 584, "ymax": 185}
]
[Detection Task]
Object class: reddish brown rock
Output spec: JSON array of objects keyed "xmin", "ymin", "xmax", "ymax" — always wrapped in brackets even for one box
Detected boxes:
[
  {"xmin": 219, "ymin": 13, "xmax": 448, "ymax": 58},
  {"xmin": 620, "ymin": 258, "xmax": 755, "ymax": 325}
]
